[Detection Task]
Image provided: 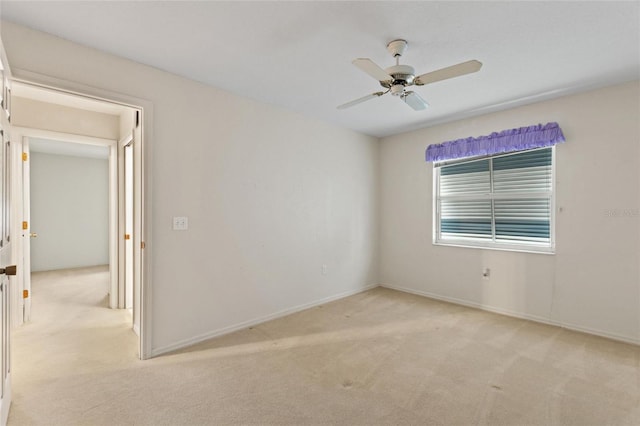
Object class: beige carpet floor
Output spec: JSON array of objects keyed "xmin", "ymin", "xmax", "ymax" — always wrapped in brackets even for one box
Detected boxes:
[{"xmin": 8, "ymin": 266, "xmax": 640, "ymax": 425}]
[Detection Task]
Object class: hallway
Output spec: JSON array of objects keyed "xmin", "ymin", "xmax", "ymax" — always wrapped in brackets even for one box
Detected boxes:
[{"xmin": 9, "ymin": 266, "xmax": 137, "ymax": 424}]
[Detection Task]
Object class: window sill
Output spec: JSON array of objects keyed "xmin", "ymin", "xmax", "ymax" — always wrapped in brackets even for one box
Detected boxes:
[{"xmin": 433, "ymin": 240, "xmax": 555, "ymax": 255}]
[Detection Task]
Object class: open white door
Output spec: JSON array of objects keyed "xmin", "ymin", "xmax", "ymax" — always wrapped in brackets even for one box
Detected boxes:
[
  {"xmin": 0, "ymin": 38, "xmax": 15, "ymax": 426},
  {"xmin": 117, "ymin": 109, "xmax": 140, "ymax": 340},
  {"xmin": 124, "ymin": 141, "xmax": 133, "ymax": 310},
  {"xmin": 20, "ymin": 139, "xmax": 30, "ymax": 323},
  {"xmin": 0, "ymin": 128, "xmax": 14, "ymax": 426},
  {"xmin": 118, "ymin": 128, "xmax": 137, "ymax": 334}
]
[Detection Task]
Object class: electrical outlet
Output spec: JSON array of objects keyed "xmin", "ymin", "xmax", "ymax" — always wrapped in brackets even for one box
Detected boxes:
[
  {"xmin": 322, "ymin": 264, "xmax": 328, "ymax": 275},
  {"xmin": 173, "ymin": 216, "xmax": 188, "ymax": 231},
  {"xmin": 482, "ymin": 267, "xmax": 490, "ymax": 279}
]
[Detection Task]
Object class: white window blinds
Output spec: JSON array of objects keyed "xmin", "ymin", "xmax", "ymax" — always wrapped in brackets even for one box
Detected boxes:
[{"xmin": 435, "ymin": 147, "xmax": 554, "ymax": 251}]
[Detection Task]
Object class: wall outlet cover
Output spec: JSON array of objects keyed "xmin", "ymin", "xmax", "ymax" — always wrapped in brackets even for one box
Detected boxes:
[{"xmin": 173, "ymin": 216, "xmax": 188, "ymax": 231}]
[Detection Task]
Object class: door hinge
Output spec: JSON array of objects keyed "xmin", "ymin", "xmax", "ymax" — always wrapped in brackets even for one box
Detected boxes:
[
  {"xmin": 23, "ymin": 290, "xmax": 29, "ymax": 299},
  {"xmin": 22, "ymin": 221, "xmax": 28, "ymax": 230},
  {"xmin": 135, "ymin": 110, "xmax": 140, "ymax": 128},
  {"xmin": 124, "ymin": 234, "xmax": 131, "ymax": 240},
  {"xmin": 141, "ymin": 241, "xmax": 146, "ymax": 249},
  {"xmin": 22, "ymin": 152, "xmax": 28, "ymax": 161}
]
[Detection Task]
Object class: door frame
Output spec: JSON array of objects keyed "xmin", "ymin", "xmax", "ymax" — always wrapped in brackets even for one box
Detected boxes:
[
  {"xmin": 12, "ymin": 128, "xmax": 118, "ymax": 322},
  {"xmin": 0, "ymin": 39, "xmax": 13, "ymax": 426},
  {"xmin": 9, "ymin": 71, "xmax": 153, "ymax": 360},
  {"xmin": 118, "ymin": 134, "xmax": 133, "ymax": 312}
]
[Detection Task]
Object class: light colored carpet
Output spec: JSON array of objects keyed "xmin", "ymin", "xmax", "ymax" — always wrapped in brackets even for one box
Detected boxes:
[{"xmin": 8, "ymin": 266, "xmax": 640, "ymax": 425}]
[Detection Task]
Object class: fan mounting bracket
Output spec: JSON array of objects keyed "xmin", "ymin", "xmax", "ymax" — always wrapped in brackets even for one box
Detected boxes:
[{"xmin": 386, "ymin": 39, "xmax": 408, "ymax": 58}]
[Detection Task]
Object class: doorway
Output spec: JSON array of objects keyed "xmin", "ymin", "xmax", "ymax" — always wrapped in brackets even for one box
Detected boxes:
[
  {"xmin": 9, "ymin": 81, "xmax": 145, "ymax": 357},
  {"xmin": 19, "ymin": 134, "xmax": 117, "ymax": 321}
]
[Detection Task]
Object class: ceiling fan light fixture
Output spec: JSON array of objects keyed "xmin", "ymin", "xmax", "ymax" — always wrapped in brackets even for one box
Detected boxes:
[
  {"xmin": 402, "ymin": 91, "xmax": 429, "ymax": 110},
  {"xmin": 390, "ymin": 84, "xmax": 405, "ymax": 96}
]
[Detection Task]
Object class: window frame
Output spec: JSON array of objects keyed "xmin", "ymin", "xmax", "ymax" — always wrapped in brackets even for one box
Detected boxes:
[{"xmin": 432, "ymin": 146, "xmax": 556, "ymax": 254}]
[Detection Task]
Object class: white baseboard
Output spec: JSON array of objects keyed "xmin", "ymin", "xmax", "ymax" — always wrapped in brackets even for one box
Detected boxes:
[
  {"xmin": 557, "ymin": 320, "xmax": 640, "ymax": 346},
  {"xmin": 151, "ymin": 284, "xmax": 379, "ymax": 357},
  {"xmin": 152, "ymin": 282, "xmax": 638, "ymax": 357},
  {"xmin": 132, "ymin": 323, "xmax": 140, "ymax": 337},
  {"xmin": 381, "ymin": 284, "xmax": 640, "ymax": 346}
]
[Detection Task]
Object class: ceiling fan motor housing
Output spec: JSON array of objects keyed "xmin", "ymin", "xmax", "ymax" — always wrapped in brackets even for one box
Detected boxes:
[{"xmin": 382, "ymin": 64, "xmax": 416, "ymax": 91}]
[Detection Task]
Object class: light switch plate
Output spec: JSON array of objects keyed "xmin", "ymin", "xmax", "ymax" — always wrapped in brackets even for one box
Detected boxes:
[{"xmin": 173, "ymin": 216, "xmax": 188, "ymax": 231}]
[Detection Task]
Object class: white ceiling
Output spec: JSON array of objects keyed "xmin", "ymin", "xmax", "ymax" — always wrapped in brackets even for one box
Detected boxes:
[{"xmin": 1, "ymin": 1, "xmax": 639, "ymax": 137}]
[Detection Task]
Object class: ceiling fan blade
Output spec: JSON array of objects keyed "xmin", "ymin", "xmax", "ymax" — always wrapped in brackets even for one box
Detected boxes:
[
  {"xmin": 352, "ymin": 58, "xmax": 393, "ymax": 82},
  {"xmin": 337, "ymin": 91, "xmax": 385, "ymax": 110},
  {"xmin": 402, "ymin": 91, "xmax": 429, "ymax": 111},
  {"xmin": 414, "ymin": 60, "xmax": 482, "ymax": 86}
]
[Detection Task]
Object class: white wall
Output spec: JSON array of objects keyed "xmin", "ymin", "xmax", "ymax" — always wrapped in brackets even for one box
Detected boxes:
[
  {"xmin": 0, "ymin": 21, "xmax": 379, "ymax": 354},
  {"xmin": 12, "ymin": 96, "xmax": 119, "ymax": 140},
  {"xmin": 380, "ymin": 81, "xmax": 640, "ymax": 344},
  {"xmin": 30, "ymin": 151, "xmax": 109, "ymax": 272}
]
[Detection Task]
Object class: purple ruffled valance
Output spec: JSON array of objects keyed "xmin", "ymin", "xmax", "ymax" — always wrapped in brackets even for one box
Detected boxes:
[{"xmin": 425, "ymin": 122, "xmax": 565, "ymax": 162}]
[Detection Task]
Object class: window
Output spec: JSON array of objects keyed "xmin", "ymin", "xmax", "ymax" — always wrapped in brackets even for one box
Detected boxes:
[{"xmin": 434, "ymin": 147, "xmax": 554, "ymax": 253}]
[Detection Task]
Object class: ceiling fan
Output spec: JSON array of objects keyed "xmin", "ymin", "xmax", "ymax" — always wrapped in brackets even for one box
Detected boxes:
[{"xmin": 338, "ymin": 39, "xmax": 482, "ymax": 111}]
